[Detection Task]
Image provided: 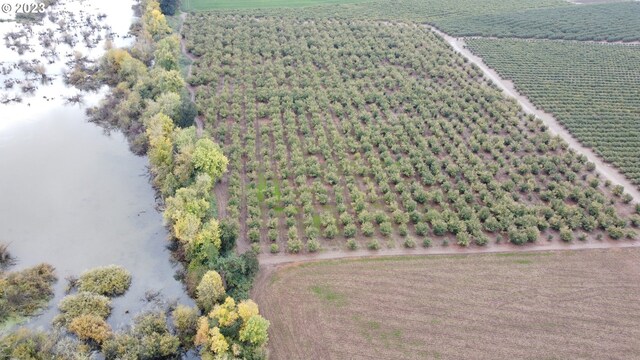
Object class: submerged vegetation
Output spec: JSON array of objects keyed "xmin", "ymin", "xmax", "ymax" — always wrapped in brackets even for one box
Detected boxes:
[
  {"xmin": 0, "ymin": 263, "xmax": 57, "ymax": 324},
  {"xmin": 77, "ymin": 265, "xmax": 132, "ymax": 297}
]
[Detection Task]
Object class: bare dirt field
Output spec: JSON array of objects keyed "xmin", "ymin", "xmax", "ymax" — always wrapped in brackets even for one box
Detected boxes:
[{"xmin": 254, "ymin": 248, "xmax": 640, "ymax": 360}]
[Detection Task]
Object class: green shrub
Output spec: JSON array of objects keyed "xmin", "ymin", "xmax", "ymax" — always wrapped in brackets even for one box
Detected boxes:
[
  {"xmin": 343, "ymin": 224, "xmax": 357, "ymax": 238},
  {"xmin": 367, "ymin": 240, "xmax": 380, "ymax": 250},
  {"xmin": 307, "ymin": 239, "xmax": 321, "ymax": 253},
  {"xmin": 403, "ymin": 237, "xmax": 416, "ymax": 249},
  {"xmin": 196, "ymin": 270, "xmax": 225, "ymax": 313},
  {"xmin": 379, "ymin": 222, "xmax": 393, "ymax": 237},
  {"xmin": 456, "ymin": 231, "xmax": 471, "ymax": 247},
  {"xmin": 0, "ymin": 328, "xmax": 90, "ymax": 359},
  {"xmin": 287, "ymin": 238, "xmax": 303, "ymax": 253},
  {"xmin": 0, "ymin": 263, "xmax": 56, "ymax": 321},
  {"xmin": 475, "ymin": 234, "xmax": 489, "ymax": 246},
  {"xmin": 608, "ymin": 226, "xmax": 624, "ymax": 240},
  {"xmin": 172, "ymin": 305, "xmax": 199, "ymax": 346},
  {"xmin": 78, "ymin": 265, "xmax": 131, "ymax": 297},
  {"xmin": 54, "ymin": 292, "xmax": 111, "ymax": 327},
  {"xmin": 560, "ymin": 227, "xmax": 573, "ymax": 242},
  {"xmin": 422, "ymin": 238, "xmax": 432, "ymax": 248},
  {"xmin": 103, "ymin": 312, "xmax": 179, "ymax": 360},
  {"xmin": 361, "ymin": 222, "xmax": 374, "ymax": 237},
  {"xmin": 68, "ymin": 314, "xmax": 112, "ymax": 344},
  {"xmin": 346, "ymin": 239, "xmax": 358, "ymax": 250}
]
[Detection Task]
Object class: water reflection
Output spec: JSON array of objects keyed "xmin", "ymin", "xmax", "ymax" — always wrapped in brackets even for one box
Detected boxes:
[{"xmin": 0, "ymin": 0, "xmax": 192, "ymax": 331}]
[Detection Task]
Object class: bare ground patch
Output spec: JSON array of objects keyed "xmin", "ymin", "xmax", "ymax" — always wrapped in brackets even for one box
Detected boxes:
[{"xmin": 254, "ymin": 248, "xmax": 640, "ymax": 360}]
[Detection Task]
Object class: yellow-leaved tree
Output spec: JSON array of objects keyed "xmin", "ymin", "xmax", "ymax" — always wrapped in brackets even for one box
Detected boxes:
[{"xmin": 195, "ymin": 296, "xmax": 270, "ymax": 359}]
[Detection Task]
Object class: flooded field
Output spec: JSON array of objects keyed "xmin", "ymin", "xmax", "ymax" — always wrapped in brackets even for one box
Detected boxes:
[{"xmin": 0, "ymin": 0, "xmax": 192, "ymax": 331}]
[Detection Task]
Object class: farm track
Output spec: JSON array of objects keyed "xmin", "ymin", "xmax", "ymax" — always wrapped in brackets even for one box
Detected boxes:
[
  {"xmin": 179, "ymin": 12, "xmax": 203, "ymax": 137},
  {"xmin": 428, "ymin": 25, "xmax": 640, "ymax": 204},
  {"xmin": 461, "ymin": 35, "xmax": 640, "ymax": 46},
  {"xmin": 258, "ymin": 237, "xmax": 640, "ymax": 266}
]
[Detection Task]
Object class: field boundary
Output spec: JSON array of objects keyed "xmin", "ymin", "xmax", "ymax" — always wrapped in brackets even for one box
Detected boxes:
[
  {"xmin": 258, "ymin": 238, "xmax": 639, "ymax": 265},
  {"xmin": 460, "ymin": 35, "xmax": 640, "ymax": 46}
]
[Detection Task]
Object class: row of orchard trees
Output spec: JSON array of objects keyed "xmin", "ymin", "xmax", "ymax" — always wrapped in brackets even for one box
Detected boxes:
[
  {"xmin": 89, "ymin": 1, "xmax": 270, "ymax": 358},
  {"xmin": 183, "ymin": 16, "xmax": 639, "ymax": 252}
]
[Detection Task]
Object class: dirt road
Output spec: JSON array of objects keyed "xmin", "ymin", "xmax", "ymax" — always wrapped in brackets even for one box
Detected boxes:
[
  {"xmin": 428, "ymin": 26, "xmax": 640, "ymax": 204},
  {"xmin": 258, "ymin": 238, "xmax": 640, "ymax": 266},
  {"xmin": 179, "ymin": 12, "xmax": 203, "ymax": 136}
]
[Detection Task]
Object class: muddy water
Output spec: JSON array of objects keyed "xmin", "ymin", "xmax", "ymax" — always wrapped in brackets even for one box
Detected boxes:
[{"xmin": 0, "ymin": 0, "xmax": 192, "ymax": 331}]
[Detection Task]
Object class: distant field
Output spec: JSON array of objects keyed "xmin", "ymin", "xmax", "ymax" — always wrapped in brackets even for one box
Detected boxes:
[
  {"xmin": 194, "ymin": 0, "xmax": 566, "ymax": 19},
  {"xmin": 438, "ymin": 1, "xmax": 640, "ymax": 42},
  {"xmin": 255, "ymin": 249, "xmax": 640, "ymax": 359},
  {"xmin": 181, "ymin": 0, "xmax": 372, "ymax": 11},
  {"xmin": 466, "ymin": 39, "xmax": 640, "ymax": 185},
  {"xmin": 182, "ymin": 0, "xmax": 639, "ymax": 42}
]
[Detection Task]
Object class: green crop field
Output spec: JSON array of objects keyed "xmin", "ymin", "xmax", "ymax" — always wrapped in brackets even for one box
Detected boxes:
[
  {"xmin": 180, "ymin": 14, "xmax": 638, "ymax": 254},
  {"xmin": 181, "ymin": 0, "xmax": 372, "ymax": 11},
  {"xmin": 188, "ymin": 0, "xmax": 566, "ymax": 20},
  {"xmin": 182, "ymin": 0, "xmax": 640, "ymax": 42},
  {"xmin": 466, "ymin": 39, "xmax": 640, "ymax": 185},
  {"xmin": 438, "ymin": 2, "xmax": 640, "ymax": 42}
]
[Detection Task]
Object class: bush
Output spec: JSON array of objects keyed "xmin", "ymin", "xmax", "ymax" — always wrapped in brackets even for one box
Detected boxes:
[
  {"xmin": 219, "ymin": 219, "xmax": 239, "ymax": 254},
  {"xmin": 0, "ymin": 328, "xmax": 90, "ymax": 359},
  {"xmin": 361, "ymin": 222, "xmax": 375, "ymax": 237},
  {"xmin": 68, "ymin": 314, "xmax": 112, "ymax": 344},
  {"xmin": 379, "ymin": 222, "xmax": 393, "ymax": 237},
  {"xmin": 307, "ymin": 239, "xmax": 321, "ymax": 253},
  {"xmin": 403, "ymin": 237, "xmax": 416, "ymax": 249},
  {"xmin": 560, "ymin": 227, "xmax": 573, "ymax": 242},
  {"xmin": 196, "ymin": 270, "xmax": 225, "ymax": 313},
  {"xmin": 55, "ymin": 292, "xmax": 111, "ymax": 326},
  {"xmin": 270, "ymin": 244, "xmax": 279, "ymax": 253},
  {"xmin": 456, "ymin": 231, "xmax": 471, "ymax": 247},
  {"xmin": 324, "ymin": 223, "xmax": 338, "ymax": 239},
  {"xmin": 422, "ymin": 238, "xmax": 432, "ymax": 248},
  {"xmin": 287, "ymin": 238, "xmax": 303, "ymax": 253},
  {"xmin": 211, "ymin": 252, "xmax": 259, "ymax": 300},
  {"xmin": 432, "ymin": 220, "xmax": 447, "ymax": 236},
  {"xmin": 367, "ymin": 239, "xmax": 380, "ymax": 250},
  {"xmin": 103, "ymin": 312, "xmax": 179, "ymax": 360},
  {"xmin": 608, "ymin": 226, "xmax": 624, "ymax": 240},
  {"xmin": 346, "ymin": 239, "xmax": 358, "ymax": 250},
  {"xmin": 398, "ymin": 224, "xmax": 408, "ymax": 237},
  {"xmin": 344, "ymin": 223, "xmax": 357, "ymax": 238},
  {"xmin": 508, "ymin": 227, "xmax": 527, "ymax": 245},
  {"xmin": 0, "ymin": 263, "xmax": 56, "ymax": 321},
  {"xmin": 78, "ymin": 265, "xmax": 131, "ymax": 297},
  {"xmin": 415, "ymin": 222, "xmax": 429, "ymax": 236},
  {"xmin": 159, "ymin": 0, "xmax": 179, "ymax": 16},
  {"xmin": 612, "ymin": 185, "xmax": 624, "ymax": 196},
  {"xmin": 172, "ymin": 305, "xmax": 199, "ymax": 346}
]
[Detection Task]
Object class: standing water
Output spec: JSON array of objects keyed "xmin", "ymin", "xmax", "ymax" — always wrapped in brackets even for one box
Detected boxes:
[{"xmin": 0, "ymin": 0, "xmax": 192, "ymax": 330}]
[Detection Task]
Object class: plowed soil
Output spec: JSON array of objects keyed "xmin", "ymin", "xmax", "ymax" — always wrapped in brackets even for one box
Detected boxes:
[{"xmin": 254, "ymin": 248, "xmax": 640, "ymax": 360}]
